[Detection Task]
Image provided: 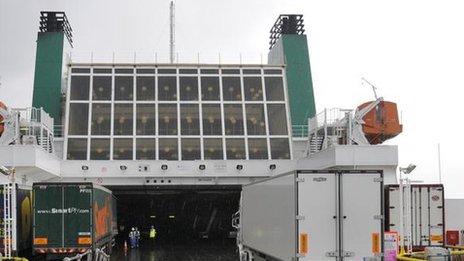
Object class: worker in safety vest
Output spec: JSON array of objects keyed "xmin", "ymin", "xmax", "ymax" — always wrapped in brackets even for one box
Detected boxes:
[
  {"xmin": 129, "ymin": 227, "xmax": 137, "ymax": 248},
  {"xmin": 135, "ymin": 227, "xmax": 141, "ymax": 247},
  {"xmin": 149, "ymin": 225, "xmax": 157, "ymax": 245}
]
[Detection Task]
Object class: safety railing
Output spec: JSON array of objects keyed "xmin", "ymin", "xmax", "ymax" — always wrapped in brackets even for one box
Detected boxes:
[
  {"xmin": 68, "ymin": 51, "xmax": 278, "ymax": 66},
  {"xmin": 308, "ymin": 108, "xmax": 351, "ymax": 134}
]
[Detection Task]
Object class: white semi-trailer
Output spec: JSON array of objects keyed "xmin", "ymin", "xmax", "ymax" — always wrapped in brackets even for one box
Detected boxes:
[{"xmin": 237, "ymin": 170, "xmax": 384, "ymax": 261}]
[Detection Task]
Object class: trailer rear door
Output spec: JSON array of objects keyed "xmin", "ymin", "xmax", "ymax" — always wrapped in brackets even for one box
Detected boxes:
[
  {"xmin": 34, "ymin": 184, "xmax": 63, "ymax": 248},
  {"xmin": 63, "ymin": 184, "xmax": 92, "ymax": 247},
  {"xmin": 297, "ymin": 172, "xmax": 337, "ymax": 260},
  {"xmin": 297, "ymin": 171, "xmax": 383, "ymax": 260},
  {"xmin": 341, "ymin": 173, "xmax": 383, "ymax": 260}
]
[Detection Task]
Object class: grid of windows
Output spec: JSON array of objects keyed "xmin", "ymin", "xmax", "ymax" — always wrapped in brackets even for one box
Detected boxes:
[{"xmin": 66, "ymin": 66, "xmax": 291, "ymax": 160}]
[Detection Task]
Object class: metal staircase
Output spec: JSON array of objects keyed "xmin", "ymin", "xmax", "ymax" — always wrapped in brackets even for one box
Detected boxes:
[{"xmin": 308, "ymin": 135, "xmax": 324, "ymax": 155}]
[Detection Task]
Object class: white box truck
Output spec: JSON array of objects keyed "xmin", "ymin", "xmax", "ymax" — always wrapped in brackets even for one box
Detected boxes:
[{"xmin": 237, "ymin": 170, "xmax": 384, "ymax": 261}]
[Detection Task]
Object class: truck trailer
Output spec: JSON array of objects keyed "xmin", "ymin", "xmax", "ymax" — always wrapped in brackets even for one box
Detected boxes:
[
  {"xmin": 32, "ymin": 183, "xmax": 117, "ymax": 258},
  {"xmin": 385, "ymin": 184, "xmax": 445, "ymax": 249},
  {"xmin": 0, "ymin": 183, "xmax": 32, "ymax": 257},
  {"xmin": 237, "ymin": 170, "xmax": 384, "ymax": 261}
]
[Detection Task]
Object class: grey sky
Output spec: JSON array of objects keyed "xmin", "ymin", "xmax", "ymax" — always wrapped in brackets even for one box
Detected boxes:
[{"xmin": 1, "ymin": 0, "xmax": 463, "ymax": 197}]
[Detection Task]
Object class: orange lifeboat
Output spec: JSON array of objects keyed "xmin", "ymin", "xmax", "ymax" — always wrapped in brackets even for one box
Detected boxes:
[
  {"xmin": 357, "ymin": 101, "xmax": 402, "ymax": 144},
  {"xmin": 0, "ymin": 101, "xmax": 6, "ymax": 136}
]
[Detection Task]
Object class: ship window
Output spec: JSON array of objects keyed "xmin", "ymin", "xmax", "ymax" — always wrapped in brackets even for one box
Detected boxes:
[
  {"xmin": 158, "ymin": 68, "xmax": 177, "ymax": 74},
  {"xmin": 181, "ymin": 138, "xmax": 201, "ymax": 160},
  {"xmin": 158, "ymin": 77, "xmax": 177, "ymax": 101},
  {"xmin": 245, "ymin": 104, "xmax": 266, "ymax": 135},
  {"xmin": 92, "ymin": 76, "xmax": 112, "ymax": 101},
  {"xmin": 248, "ymin": 138, "xmax": 268, "ymax": 159},
  {"xmin": 204, "ymin": 138, "xmax": 223, "ymax": 160},
  {"xmin": 136, "ymin": 104, "xmax": 155, "ymax": 135},
  {"xmin": 159, "ymin": 138, "xmax": 178, "ymax": 160},
  {"xmin": 200, "ymin": 69, "xmax": 219, "ymax": 74},
  {"xmin": 179, "ymin": 69, "xmax": 198, "ymax": 74},
  {"xmin": 264, "ymin": 69, "xmax": 282, "ymax": 74},
  {"xmin": 201, "ymin": 77, "xmax": 220, "ymax": 101},
  {"xmin": 222, "ymin": 77, "xmax": 241, "ymax": 101},
  {"xmin": 244, "ymin": 77, "xmax": 263, "ymax": 101},
  {"xmin": 265, "ymin": 77, "xmax": 285, "ymax": 101},
  {"xmin": 90, "ymin": 139, "xmax": 110, "ymax": 160},
  {"xmin": 136, "ymin": 68, "xmax": 156, "ymax": 74},
  {"xmin": 243, "ymin": 69, "xmax": 261, "ymax": 74},
  {"xmin": 226, "ymin": 138, "xmax": 246, "ymax": 159},
  {"xmin": 67, "ymin": 138, "xmax": 87, "ymax": 160},
  {"xmin": 158, "ymin": 104, "xmax": 178, "ymax": 135},
  {"xmin": 136, "ymin": 138, "xmax": 156, "ymax": 160},
  {"xmin": 91, "ymin": 104, "xmax": 111, "ymax": 135},
  {"xmin": 270, "ymin": 138, "xmax": 290, "ymax": 159},
  {"xmin": 202, "ymin": 104, "xmax": 222, "ymax": 135},
  {"xmin": 267, "ymin": 104, "xmax": 288, "ymax": 135},
  {"xmin": 221, "ymin": 69, "xmax": 240, "ymax": 74},
  {"xmin": 115, "ymin": 68, "xmax": 134, "ymax": 74},
  {"xmin": 224, "ymin": 104, "xmax": 244, "ymax": 135},
  {"xmin": 70, "ymin": 76, "xmax": 90, "ymax": 100},
  {"xmin": 68, "ymin": 104, "xmax": 88, "ymax": 135},
  {"xmin": 114, "ymin": 104, "xmax": 133, "ymax": 135},
  {"xmin": 136, "ymin": 76, "xmax": 156, "ymax": 100},
  {"xmin": 113, "ymin": 138, "xmax": 133, "ymax": 160},
  {"xmin": 71, "ymin": 68, "xmax": 90, "ymax": 74},
  {"xmin": 180, "ymin": 77, "xmax": 198, "ymax": 101},
  {"xmin": 93, "ymin": 68, "xmax": 112, "ymax": 74},
  {"xmin": 115, "ymin": 76, "xmax": 134, "ymax": 101},
  {"xmin": 180, "ymin": 104, "xmax": 200, "ymax": 135}
]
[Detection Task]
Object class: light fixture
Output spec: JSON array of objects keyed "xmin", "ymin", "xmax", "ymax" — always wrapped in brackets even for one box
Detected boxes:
[
  {"xmin": 269, "ymin": 164, "xmax": 276, "ymax": 170},
  {"xmin": 399, "ymin": 164, "xmax": 416, "ymax": 174},
  {"xmin": 161, "ymin": 164, "xmax": 168, "ymax": 171},
  {"xmin": 0, "ymin": 166, "xmax": 11, "ymax": 176},
  {"xmin": 236, "ymin": 164, "xmax": 244, "ymax": 170},
  {"xmin": 82, "ymin": 165, "xmax": 89, "ymax": 171},
  {"xmin": 199, "ymin": 164, "xmax": 206, "ymax": 170},
  {"xmin": 120, "ymin": 165, "xmax": 127, "ymax": 171}
]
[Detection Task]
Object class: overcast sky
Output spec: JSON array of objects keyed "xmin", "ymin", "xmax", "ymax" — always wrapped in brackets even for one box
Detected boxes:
[{"xmin": 1, "ymin": 0, "xmax": 463, "ymax": 197}]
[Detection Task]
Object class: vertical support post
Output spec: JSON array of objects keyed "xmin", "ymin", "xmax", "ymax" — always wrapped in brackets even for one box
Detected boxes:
[
  {"xmin": 399, "ymin": 172, "xmax": 405, "ymax": 253},
  {"xmin": 169, "ymin": 1, "xmax": 175, "ymax": 64},
  {"xmin": 438, "ymin": 143, "xmax": 442, "ymax": 184}
]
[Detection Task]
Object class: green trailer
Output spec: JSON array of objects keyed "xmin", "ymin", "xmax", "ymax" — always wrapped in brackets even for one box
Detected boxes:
[{"xmin": 32, "ymin": 183, "xmax": 117, "ymax": 258}]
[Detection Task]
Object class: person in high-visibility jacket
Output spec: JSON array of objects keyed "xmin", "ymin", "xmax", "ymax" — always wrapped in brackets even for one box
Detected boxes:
[{"xmin": 149, "ymin": 225, "xmax": 157, "ymax": 246}]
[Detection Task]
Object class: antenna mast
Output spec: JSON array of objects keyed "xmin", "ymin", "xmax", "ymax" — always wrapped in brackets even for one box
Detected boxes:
[{"xmin": 170, "ymin": 1, "xmax": 175, "ymax": 63}]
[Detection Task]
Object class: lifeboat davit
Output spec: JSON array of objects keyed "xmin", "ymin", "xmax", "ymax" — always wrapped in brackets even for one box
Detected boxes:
[
  {"xmin": 0, "ymin": 101, "xmax": 6, "ymax": 136},
  {"xmin": 357, "ymin": 101, "xmax": 403, "ymax": 144}
]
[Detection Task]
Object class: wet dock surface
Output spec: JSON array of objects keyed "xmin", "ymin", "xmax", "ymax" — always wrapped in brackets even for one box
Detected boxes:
[{"xmin": 111, "ymin": 240, "xmax": 237, "ymax": 261}]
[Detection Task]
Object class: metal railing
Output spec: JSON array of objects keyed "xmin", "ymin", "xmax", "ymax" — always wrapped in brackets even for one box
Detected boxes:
[
  {"xmin": 308, "ymin": 108, "xmax": 351, "ymax": 134},
  {"xmin": 68, "ymin": 51, "xmax": 278, "ymax": 66}
]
